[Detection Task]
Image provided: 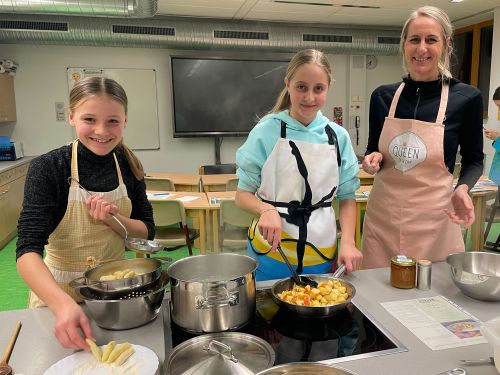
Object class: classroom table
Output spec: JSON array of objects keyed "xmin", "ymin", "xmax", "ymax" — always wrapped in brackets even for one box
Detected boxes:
[
  {"xmin": 145, "ymin": 172, "xmax": 201, "ymax": 192},
  {"xmin": 147, "ymin": 191, "xmax": 210, "ymax": 253},
  {"xmin": 357, "ymin": 168, "xmax": 376, "ymax": 185},
  {"xmin": 205, "ymin": 191, "xmax": 237, "ymax": 252},
  {"xmin": 200, "ymin": 174, "xmax": 238, "ymax": 192},
  {"xmin": 354, "ymin": 180, "xmax": 498, "ymax": 251}
]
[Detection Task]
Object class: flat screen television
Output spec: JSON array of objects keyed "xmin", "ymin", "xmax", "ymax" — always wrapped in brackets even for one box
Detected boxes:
[{"xmin": 171, "ymin": 56, "xmax": 288, "ymax": 137}]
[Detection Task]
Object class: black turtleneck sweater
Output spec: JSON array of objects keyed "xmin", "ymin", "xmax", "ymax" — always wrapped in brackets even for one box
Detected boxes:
[
  {"xmin": 366, "ymin": 76, "xmax": 484, "ymax": 190},
  {"xmin": 16, "ymin": 142, "xmax": 155, "ymax": 260}
]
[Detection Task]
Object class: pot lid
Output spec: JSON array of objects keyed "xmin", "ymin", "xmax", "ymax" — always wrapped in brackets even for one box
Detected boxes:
[
  {"xmin": 166, "ymin": 332, "xmax": 275, "ymax": 375},
  {"xmin": 255, "ymin": 362, "xmax": 357, "ymax": 375}
]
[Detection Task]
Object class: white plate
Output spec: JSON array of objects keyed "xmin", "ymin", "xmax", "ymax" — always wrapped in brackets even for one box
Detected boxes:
[{"xmin": 43, "ymin": 344, "xmax": 159, "ymax": 375}]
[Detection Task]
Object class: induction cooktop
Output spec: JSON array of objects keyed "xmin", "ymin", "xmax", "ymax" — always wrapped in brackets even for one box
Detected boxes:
[{"xmin": 164, "ymin": 288, "xmax": 407, "ymax": 367}]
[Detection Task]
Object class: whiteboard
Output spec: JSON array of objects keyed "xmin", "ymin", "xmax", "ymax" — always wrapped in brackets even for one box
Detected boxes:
[{"xmin": 67, "ymin": 67, "xmax": 159, "ymax": 150}]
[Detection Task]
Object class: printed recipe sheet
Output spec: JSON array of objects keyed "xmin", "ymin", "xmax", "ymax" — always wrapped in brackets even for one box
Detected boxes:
[{"xmin": 381, "ymin": 295, "xmax": 486, "ymax": 350}]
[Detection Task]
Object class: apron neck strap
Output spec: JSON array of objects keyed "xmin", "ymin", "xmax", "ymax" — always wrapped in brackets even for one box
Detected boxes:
[
  {"xmin": 436, "ymin": 83, "xmax": 449, "ymax": 124},
  {"xmin": 388, "ymin": 82, "xmax": 406, "ymax": 118}
]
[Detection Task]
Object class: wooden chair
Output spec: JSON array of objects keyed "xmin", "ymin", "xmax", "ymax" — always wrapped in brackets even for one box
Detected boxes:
[
  {"xmin": 219, "ymin": 200, "xmax": 254, "ymax": 252},
  {"xmin": 225, "ymin": 177, "xmax": 239, "ymax": 191},
  {"xmin": 150, "ymin": 200, "xmax": 198, "ymax": 255},
  {"xmin": 199, "ymin": 163, "xmax": 237, "ymax": 175},
  {"xmin": 144, "ymin": 176, "xmax": 175, "ymax": 191}
]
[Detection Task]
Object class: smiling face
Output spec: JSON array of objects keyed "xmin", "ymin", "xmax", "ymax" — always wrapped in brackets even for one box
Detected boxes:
[
  {"xmin": 69, "ymin": 95, "xmax": 127, "ymax": 156},
  {"xmin": 403, "ymin": 15, "xmax": 447, "ymax": 82},
  {"xmin": 287, "ymin": 63, "xmax": 329, "ymax": 126}
]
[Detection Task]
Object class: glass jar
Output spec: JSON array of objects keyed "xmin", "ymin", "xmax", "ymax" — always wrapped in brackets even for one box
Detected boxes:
[{"xmin": 390, "ymin": 255, "xmax": 416, "ymax": 289}]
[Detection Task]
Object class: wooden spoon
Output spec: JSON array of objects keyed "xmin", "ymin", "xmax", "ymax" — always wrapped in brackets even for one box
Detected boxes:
[{"xmin": 0, "ymin": 321, "xmax": 22, "ymax": 375}]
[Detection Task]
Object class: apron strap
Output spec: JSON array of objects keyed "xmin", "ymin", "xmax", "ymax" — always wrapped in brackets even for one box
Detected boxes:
[
  {"xmin": 388, "ymin": 82, "xmax": 405, "ymax": 118},
  {"xmin": 280, "ymin": 121, "xmax": 287, "ymax": 138},
  {"xmin": 325, "ymin": 125, "xmax": 341, "ymax": 167},
  {"xmin": 436, "ymin": 83, "xmax": 449, "ymax": 125}
]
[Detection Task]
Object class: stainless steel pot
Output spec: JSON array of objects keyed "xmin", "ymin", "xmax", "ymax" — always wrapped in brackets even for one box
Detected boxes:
[
  {"xmin": 256, "ymin": 362, "xmax": 357, "ymax": 374},
  {"xmin": 271, "ymin": 273, "xmax": 356, "ymax": 318},
  {"xmin": 166, "ymin": 332, "xmax": 275, "ymax": 375},
  {"xmin": 167, "ymin": 254, "xmax": 257, "ymax": 333},
  {"xmin": 77, "ymin": 271, "xmax": 169, "ymax": 330},
  {"xmin": 69, "ymin": 258, "xmax": 167, "ymax": 294}
]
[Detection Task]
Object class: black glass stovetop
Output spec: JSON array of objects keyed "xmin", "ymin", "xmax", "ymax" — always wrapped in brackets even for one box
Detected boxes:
[{"xmin": 167, "ymin": 289, "xmax": 405, "ymax": 365}]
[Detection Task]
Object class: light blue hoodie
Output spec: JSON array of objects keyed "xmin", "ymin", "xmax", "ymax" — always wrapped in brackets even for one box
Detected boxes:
[{"xmin": 236, "ymin": 110, "xmax": 360, "ymax": 200}]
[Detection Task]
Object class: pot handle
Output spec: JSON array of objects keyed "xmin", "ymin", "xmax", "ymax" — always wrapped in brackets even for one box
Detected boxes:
[
  {"xmin": 204, "ymin": 340, "xmax": 238, "ymax": 363},
  {"xmin": 69, "ymin": 276, "xmax": 88, "ymax": 289},
  {"xmin": 195, "ymin": 289, "xmax": 239, "ymax": 309}
]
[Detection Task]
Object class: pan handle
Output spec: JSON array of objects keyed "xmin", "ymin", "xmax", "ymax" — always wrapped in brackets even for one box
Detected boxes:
[{"xmin": 332, "ymin": 264, "xmax": 346, "ymax": 278}]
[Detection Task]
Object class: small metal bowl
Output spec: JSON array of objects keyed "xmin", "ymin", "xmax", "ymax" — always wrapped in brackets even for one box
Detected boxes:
[
  {"xmin": 446, "ymin": 251, "xmax": 500, "ymax": 302},
  {"xmin": 77, "ymin": 272, "xmax": 169, "ymax": 330}
]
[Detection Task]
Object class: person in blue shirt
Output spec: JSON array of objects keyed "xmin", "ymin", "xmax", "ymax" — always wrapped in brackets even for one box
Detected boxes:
[
  {"xmin": 235, "ymin": 49, "xmax": 362, "ymax": 281},
  {"xmin": 484, "ymin": 87, "xmax": 500, "ymax": 185}
]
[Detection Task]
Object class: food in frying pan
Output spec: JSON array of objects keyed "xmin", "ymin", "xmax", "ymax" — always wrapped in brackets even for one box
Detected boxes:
[
  {"xmin": 85, "ymin": 339, "xmax": 135, "ymax": 366},
  {"xmin": 277, "ymin": 279, "xmax": 350, "ymax": 306},
  {"xmin": 99, "ymin": 268, "xmax": 138, "ymax": 281}
]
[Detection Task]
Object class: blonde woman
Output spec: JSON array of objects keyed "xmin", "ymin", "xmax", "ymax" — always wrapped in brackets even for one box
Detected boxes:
[
  {"xmin": 235, "ymin": 49, "xmax": 362, "ymax": 281},
  {"xmin": 362, "ymin": 6, "xmax": 483, "ymax": 268},
  {"xmin": 16, "ymin": 77, "xmax": 154, "ymax": 349}
]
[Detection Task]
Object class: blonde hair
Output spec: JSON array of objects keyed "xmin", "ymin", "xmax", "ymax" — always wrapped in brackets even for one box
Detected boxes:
[
  {"xmin": 270, "ymin": 49, "xmax": 332, "ymax": 113},
  {"xmin": 400, "ymin": 6, "xmax": 453, "ymax": 80},
  {"xmin": 69, "ymin": 76, "xmax": 145, "ymax": 180}
]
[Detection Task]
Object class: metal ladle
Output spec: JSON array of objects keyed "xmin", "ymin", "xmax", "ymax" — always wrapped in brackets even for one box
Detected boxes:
[
  {"xmin": 0, "ymin": 321, "xmax": 21, "ymax": 375},
  {"xmin": 67, "ymin": 177, "xmax": 165, "ymax": 255}
]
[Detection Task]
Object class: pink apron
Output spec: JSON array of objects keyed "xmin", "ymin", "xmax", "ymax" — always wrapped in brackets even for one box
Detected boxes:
[{"xmin": 362, "ymin": 82, "xmax": 465, "ymax": 269}]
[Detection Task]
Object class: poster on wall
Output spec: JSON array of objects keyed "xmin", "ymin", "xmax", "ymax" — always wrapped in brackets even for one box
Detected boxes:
[
  {"xmin": 333, "ymin": 106, "xmax": 343, "ymax": 126},
  {"xmin": 66, "ymin": 67, "xmax": 160, "ymax": 150}
]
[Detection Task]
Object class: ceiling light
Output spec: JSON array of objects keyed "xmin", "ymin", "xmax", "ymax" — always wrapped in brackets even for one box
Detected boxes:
[{"xmin": 450, "ymin": 0, "xmax": 464, "ymax": 3}]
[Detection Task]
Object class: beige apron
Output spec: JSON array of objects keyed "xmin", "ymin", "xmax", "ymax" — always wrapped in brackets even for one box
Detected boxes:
[
  {"xmin": 361, "ymin": 83, "xmax": 464, "ymax": 269},
  {"xmin": 28, "ymin": 140, "xmax": 132, "ymax": 307}
]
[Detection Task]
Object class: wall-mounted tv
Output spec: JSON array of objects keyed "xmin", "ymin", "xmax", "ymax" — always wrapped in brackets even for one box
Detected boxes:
[{"xmin": 171, "ymin": 56, "xmax": 288, "ymax": 137}]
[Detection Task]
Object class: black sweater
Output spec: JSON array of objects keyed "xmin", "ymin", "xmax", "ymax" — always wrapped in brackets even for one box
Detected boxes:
[
  {"xmin": 366, "ymin": 76, "xmax": 484, "ymax": 190},
  {"xmin": 16, "ymin": 142, "xmax": 155, "ymax": 260}
]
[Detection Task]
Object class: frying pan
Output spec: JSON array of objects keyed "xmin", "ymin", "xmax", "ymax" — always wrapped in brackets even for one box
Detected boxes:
[{"xmin": 270, "ymin": 266, "xmax": 355, "ymax": 318}]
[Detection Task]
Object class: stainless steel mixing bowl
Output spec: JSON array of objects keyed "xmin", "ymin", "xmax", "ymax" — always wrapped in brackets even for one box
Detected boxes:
[{"xmin": 446, "ymin": 251, "xmax": 500, "ymax": 302}]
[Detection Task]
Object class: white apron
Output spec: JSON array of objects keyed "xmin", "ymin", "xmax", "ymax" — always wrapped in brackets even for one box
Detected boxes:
[
  {"xmin": 362, "ymin": 83, "xmax": 464, "ymax": 269},
  {"xmin": 29, "ymin": 140, "xmax": 132, "ymax": 307},
  {"xmin": 249, "ymin": 121, "xmax": 340, "ymax": 276}
]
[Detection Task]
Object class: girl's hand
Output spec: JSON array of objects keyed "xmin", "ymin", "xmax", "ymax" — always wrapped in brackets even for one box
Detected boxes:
[
  {"xmin": 484, "ymin": 128, "xmax": 500, "ymax": 141},
  {"xmin": 337, "ymin": 243, "xmax": 363, "ymax": 274},
  {"xmin": 86, "ymin": 195, "xmax": 118, "ymax": 221},
  {"xmin": 444, "ymin": 185, "xmax": 475, "ymax": 228},
  {"xmin": 258, "ymin": 207, "xmax": 282, "ymax": 252},
  {"xmin": 362, "ymin": 152, "xmax": 383, "ymax": 175},
  {"xmin": 53, "ymin": 298, "xmax": 93, "ymax": 350}
]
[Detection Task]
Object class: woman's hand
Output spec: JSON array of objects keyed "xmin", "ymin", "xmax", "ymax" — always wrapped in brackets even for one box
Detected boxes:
[
  {"xmin": 362, "ymin": 152, "xmax": 383, "ymax": 175},
  {"xmin": 337, "ymin": 243, "xmax": 363, "ymax": 274},
  {"xmin": 444, "ymin": 184, "xmax": 475, "ymax": 228},
  {"xmin": 484, "ymin": 128, "xmax": 500, "ymax": 141},
  {"xmin": 86, "ymin": 194, "xmax": 118, "ymax": 221},
  {"xmin": 258, "ymin": 207, "xmax": 282, "ymax": 252},
  {"xmin": 53, "ymin": 297, "xmax": 93, "ymax": 350}
]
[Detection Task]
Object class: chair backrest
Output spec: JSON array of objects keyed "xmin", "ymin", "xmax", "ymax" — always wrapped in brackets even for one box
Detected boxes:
[
  {"xmin": 220, "ymin": 200, "xmax": 254, "ymax": 228},
  {"xmin": 144, "ymin": 177, "xmax": 176, "ymax": 191},
  {"xmin": 199, "ymin": 163, "xmax": 237, "ymax": 175},
  {"xmin": 226, "ymin": 178, "xmax": 239, "ymax": 191},
  {"xmin": 151, "ymin": 200, "xmax": 186, "ymax": 226}
]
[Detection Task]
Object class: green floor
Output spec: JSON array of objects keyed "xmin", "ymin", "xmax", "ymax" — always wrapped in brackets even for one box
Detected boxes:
[
  {"xmin": 0, "ymin": 238, "xmax": 199, "ymax": 311},
  {"xmin": 1, "ymin": 223, "xmax": 499, "ymax": 311}
]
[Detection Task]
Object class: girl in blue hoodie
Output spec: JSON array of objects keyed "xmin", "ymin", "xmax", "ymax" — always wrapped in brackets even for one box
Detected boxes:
[{"xmin": 235, "ymin": 49, "xmax": 362, "ymax": 281}]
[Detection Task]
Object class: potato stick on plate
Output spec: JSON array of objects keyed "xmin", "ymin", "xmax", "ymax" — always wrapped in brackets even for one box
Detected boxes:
[
  {"xmin": 114, "ymin": 347, "xmax": 135, "ymax": 366},
  {"xmin": 106, "ymin": 343, "xmax": 132, "ymax": 363},
  {"xmin": 85, "ymin": 338, "xmax": 102, "ymax": 362},
  {"xmin": 101, "ymin": 340, "xmax": 116, "ymax": 362}
]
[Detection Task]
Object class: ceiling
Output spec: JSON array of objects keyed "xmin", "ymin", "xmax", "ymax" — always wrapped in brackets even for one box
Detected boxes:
[{"xmin": 155, "ymin": 0, "xmax": 498, "ymax": 28}]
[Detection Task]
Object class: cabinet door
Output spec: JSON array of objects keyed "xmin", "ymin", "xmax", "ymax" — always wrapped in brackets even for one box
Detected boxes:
[
  {"xmin": 0, "ymin": 174, "xmax": 26, "ymax": 248},
  {"xmin": 0, "ymin": 74, "xmax": 17, "ymax": 122}
]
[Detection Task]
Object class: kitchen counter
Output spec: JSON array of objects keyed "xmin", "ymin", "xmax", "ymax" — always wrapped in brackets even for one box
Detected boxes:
[
  {"xmin": 0, "ymin": 156, "xmax": 35, "ymax": 173},
  {"xmin": 0, "ymin": 262, "xmax": 497, "ymax": 375}
]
